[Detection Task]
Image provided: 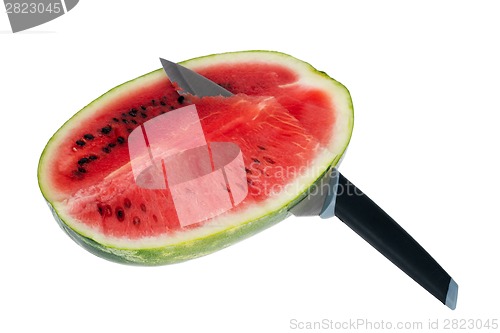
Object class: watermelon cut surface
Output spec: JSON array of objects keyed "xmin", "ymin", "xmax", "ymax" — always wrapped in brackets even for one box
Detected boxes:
[{"xmin": 38, "ymin": 51, "xmax": 354, "ymax": 265}]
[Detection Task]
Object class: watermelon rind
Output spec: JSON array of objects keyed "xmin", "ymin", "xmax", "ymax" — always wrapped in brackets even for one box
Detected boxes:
[{"xmin": 38, "ymin": 50, "xmax": 354, "ymax": 265}]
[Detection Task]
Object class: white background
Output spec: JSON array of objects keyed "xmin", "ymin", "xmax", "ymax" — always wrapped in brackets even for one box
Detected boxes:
[{"xmin": 1, "ymin": 1, "xmax": 499, "ymax": 332}]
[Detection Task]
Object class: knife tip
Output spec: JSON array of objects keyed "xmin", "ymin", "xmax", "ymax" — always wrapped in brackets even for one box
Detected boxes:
[{"xmin": 159, "ymin": 57, "xmax": 173, "ymax": 65}]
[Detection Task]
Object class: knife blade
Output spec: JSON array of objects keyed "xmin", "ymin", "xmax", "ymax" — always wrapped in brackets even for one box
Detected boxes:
[
  {"xmin": 160, "ymin": 58, "xmax": 233, "ymax": 98},
  {"xmin": 159, "ymin": 58, "xmax": 458, "ymax": 310}
]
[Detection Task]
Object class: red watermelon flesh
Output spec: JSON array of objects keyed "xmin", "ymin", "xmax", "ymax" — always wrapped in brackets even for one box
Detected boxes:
[{"xmin": 194, "ymin": 62, "xmax": 336, "ymax": 147}]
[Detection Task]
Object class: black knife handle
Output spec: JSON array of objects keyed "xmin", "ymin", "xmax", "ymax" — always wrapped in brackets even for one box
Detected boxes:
[{"xmin": 334, "ymin": 173, "xmax": 456, "ymax": 307}]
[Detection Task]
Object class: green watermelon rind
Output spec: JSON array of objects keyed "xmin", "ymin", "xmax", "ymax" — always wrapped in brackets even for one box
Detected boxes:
[{"xmin": 38, "ymin": 50, "xmax": 353, "ymax": 266}]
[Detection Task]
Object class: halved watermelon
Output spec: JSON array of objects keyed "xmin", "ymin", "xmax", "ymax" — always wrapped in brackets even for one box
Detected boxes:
[{"xmin": 38, "ymin": 51, "xmax": 354, "ymax": 265}]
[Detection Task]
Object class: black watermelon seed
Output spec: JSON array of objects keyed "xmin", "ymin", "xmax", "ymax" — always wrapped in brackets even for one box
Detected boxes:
[
  {"xmin": 252, "ymin": 158, "xmax": 260, "ymax": 164},
  {"xmin": 101, "ymin": 125, "xmax": 112, "ymax": 134},
  {"xmin": 140, "ymin": 105, "xmax": 147, "ymax": 111},
  {"xmin": 112, "ymin": 117, "xmax": 120, "ymax": 122},
  {"xmin": 115, "ymin": 207, "xmax": 125, "ymax": 222},
  {"xmin": 97, "ymin": 204, "xmax": 104, "ymax": 216},
  {"xmin": 121, "ymin": 118, "xmax": 128, "ymax": 124},
  {"xmin": 121, "ymin": 113, "xmax": 127, "ymax": 118},
  {"xmin": 160, "ymin": 101, "xmax": 166, "ymax": 106},
  {"xmin": 245, "ymin": 167, "xmax": 252, "ymax": 174},
  {"xmin": 151, "ymin": 99, "xmax": 156, "ymax": 105},
  {"xmin": 117, "ymin": 136, "xmax": 125, "ymax": 144},
  {"xmin": 108, "ymin": 142, "xmax": 116, "ymax": 148},
  {"xmin": 177, "ymin": 95, "xmax": 185, "ymax": 104},
  {"xmin": 263, "ymin": 156, "xmax": 275, "ymax": 164},
  {"xmin": 84, "ymin": 134, "xmax": 95, "ymax": 140},
  {"xmin": 89, "ymin": 154, "xmax": 98, "ymax": 161},
  {"xmin": 78, "ymin": 157, "xmax": 89, "ymax": 165},
  {"xmin": 78, "ymin": 167, "xmax": 86, "ymax": 173},
  {"xmin": 140, "ymin": 112, "xmax": 147, "ymax": 118},
  {"xmin": 75, "ymin": 140, "xmax": 86, "ymax": 147},
  {"xmin": 257, "ymin": 145, "xmax": 266, "ymax": 150},
  {"xmin": 130, "ymin": 119, "xmax": 138, "ymax": 125},
  {"xmin": 140, "ymin": 203, "xmax": 147, "ymax": 212},
  {"xmin": 124, "ymin": 198, "xmax": 131, "ymax": 208},
  {"xmin": 129, "ymin": 109, "xmax": 138, "ymax": 117},
  {"xmin": 102, "ymin": 147, "xmax": 111, "ymax": 153},
  {"xmin": 133, "ymin": 216, "xmax": 141, "ymax": 225}
]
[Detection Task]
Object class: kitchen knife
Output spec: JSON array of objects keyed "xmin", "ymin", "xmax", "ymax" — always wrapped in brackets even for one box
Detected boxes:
[{"xmin": 159, "ymin": 58, "xmax": 458, "ymax": 310}]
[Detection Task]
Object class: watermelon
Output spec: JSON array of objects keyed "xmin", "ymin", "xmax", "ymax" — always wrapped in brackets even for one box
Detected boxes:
[{"xmin": 38, "ymin": 51, "xmax": 354, "ymax": 265}]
